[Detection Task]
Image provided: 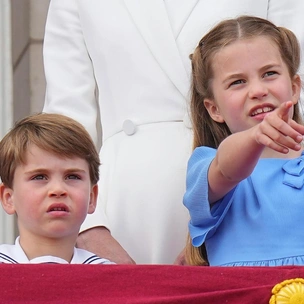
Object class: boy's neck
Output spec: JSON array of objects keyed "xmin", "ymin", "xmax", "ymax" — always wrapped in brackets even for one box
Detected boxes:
[{"xmin": 18, "ymin": 234, "xmax": 77, "ymax": 263}]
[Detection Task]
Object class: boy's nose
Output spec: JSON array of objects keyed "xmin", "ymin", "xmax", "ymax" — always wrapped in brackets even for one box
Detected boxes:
[
  {"xmin": 49, "ymin": 190, "xmax": 67, "ymax": 198},
  {"xmin": 48, "ymin": 181, "xmax": 67, "ymax": 197}
]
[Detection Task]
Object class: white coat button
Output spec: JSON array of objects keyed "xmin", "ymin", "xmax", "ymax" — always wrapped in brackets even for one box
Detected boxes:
[
  {"xmin": 123, "ymin": 119, "xmax": 136, "ymax": 135},
  {"xmin": 183, "ymin": 113, "xmax": 192, "ymax": 129}
]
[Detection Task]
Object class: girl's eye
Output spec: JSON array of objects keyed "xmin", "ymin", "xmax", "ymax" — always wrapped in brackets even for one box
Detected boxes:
[
  {"xmin": 66, "ymin": 174, "xmax": 81, "ymax": 180},
  {"xmin": 264, "ymin": 71, "xmax": 277, "ymax": 77},
  {"xmin": 32, "ymin": 175, "xmax": 47, "ymax": 180},
  {"xmin": 229, "ymin": 79, "xmax": 245, "ymax": 87}
]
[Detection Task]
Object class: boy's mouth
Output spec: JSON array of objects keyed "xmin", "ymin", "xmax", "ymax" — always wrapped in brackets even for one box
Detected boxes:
[{"xmin": 47, "ymin": 204, "xmax": 69, "ymax": 213}]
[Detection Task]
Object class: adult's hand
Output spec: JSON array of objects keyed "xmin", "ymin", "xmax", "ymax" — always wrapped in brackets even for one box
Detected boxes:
[
  {"xmin": 173, "ymin": 247, "xmax": 187, "ymax": 265},
  {"xmin": 77, "ymin": 226, "xmax": 136, "ymax": 264}
]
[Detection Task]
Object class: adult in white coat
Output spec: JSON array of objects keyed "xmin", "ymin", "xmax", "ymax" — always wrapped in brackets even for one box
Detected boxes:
[{"xmin": 43, "ymin": 0, "xmax": 304, "ymax": 264}]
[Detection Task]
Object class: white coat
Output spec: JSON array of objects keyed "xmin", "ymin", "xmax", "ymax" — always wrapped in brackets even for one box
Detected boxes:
[{"xmin": 43, "ymin": 0, "xmax": 304, "ymax": 264}]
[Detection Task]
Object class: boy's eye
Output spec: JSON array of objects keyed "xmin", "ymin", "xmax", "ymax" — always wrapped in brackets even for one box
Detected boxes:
[
  {"xmin": 66, "ymin": 174, "xmax": 81, "ymax": 180},
  {"xmin": 32, "ymin": 175, "xmax": 47, "ymax": 180}
]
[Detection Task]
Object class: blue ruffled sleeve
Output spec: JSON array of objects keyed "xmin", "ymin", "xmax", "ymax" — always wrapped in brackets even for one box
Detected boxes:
[{"xmin": 183, "ymin": 146, "xmax": 235, "ymax": 247}]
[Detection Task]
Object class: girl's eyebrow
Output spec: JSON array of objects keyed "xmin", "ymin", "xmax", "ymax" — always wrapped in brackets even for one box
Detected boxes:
[
  {"xmin": 222, "ymin": 63, "xmax": 282, "ymax": 84},
  {"xmin": 260, "ymin": 63, "xmax": 281, "ymax": 71},
  {"xmin": 222, "ymin": 73, "xmax": 244, "ymax": 85}
]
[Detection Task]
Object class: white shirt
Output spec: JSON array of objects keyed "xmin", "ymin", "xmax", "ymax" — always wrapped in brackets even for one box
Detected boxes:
[
  {"xmin": 0, "ymin": 237, "xmax": 114, "ymax": 264},
  {"xmin": 164, "ymin": 0, "xmax": 199, "ymax": 38}
]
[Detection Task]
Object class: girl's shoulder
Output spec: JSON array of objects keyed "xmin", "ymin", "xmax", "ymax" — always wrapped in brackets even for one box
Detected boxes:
[
  {"xmin": 192, "ymin": 146, "xmax": 216, "ymax": 158},
  {"xmin": 188, "ymin": 146, "xmax": 216, "ymax": 168}
]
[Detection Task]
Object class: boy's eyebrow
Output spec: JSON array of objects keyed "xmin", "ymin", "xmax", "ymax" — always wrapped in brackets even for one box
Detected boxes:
[{"xmin": 24, "ymin": 168, "xmax": 87, "ymax": 174}]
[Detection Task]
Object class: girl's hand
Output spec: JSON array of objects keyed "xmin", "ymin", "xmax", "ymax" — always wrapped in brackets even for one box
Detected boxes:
[{"xmin": 254, "ymin": 101, "xmax": 304, "ymax": 153}]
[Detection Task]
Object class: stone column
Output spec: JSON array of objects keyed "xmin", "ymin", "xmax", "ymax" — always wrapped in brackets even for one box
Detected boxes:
[{"xmin": 0, "ymin": 0, "xmax": 14, "ymax": 244}]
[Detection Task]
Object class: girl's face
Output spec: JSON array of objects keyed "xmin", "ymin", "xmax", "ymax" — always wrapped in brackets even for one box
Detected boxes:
[{"xmin": 204, "ymin": 36, "xmax": 301, "ymax": 134}]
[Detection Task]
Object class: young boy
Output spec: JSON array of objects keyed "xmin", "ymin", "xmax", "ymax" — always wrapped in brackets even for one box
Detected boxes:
[{"xmin": 0, "ymin": 113, "xmax": 114, "ymax": 264}]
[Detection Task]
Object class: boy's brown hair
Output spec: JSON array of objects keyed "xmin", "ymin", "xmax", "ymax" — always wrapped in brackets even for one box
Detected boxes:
[{"xmin": 0, "ymin": 113, "xmax": 100, "ymax": 188}]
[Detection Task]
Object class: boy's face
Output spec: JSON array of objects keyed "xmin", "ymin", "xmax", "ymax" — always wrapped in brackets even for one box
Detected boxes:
[{"xmin": 0, "ymin": 144, "xmax": 97, "ymax": 243}]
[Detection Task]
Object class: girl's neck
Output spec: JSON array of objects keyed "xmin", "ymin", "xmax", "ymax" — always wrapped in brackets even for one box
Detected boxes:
[{"xmin": 261, "ymin": 146, "xmax": 304, "ymax": 159}]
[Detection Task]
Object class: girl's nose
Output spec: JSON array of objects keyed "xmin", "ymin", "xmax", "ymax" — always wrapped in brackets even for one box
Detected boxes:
[{"xmin": 248, "ymin": 80, "xmax": 268, "ymax": 100}]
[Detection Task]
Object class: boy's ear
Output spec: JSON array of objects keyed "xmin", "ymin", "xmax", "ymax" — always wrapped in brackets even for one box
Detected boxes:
[
  {"xmin": 87, "ymin": 184, "xmax": 98, "ymax": 214},
  {"xmin": 204, "ymin": 98, "xmax": 225, "ymax": 123},
  {"xmin": 0, "ymin": 183, "xmax": 16, "ymax": 215}
]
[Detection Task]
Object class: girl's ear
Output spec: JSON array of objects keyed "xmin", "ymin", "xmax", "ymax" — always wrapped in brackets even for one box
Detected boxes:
[
  {"xmin": 291, "ymin": 74, "xmax": 301, "ymax": 105},
  {"xmin": 204, "ymin": 98, "xmax": 225, "ymax": 123},
  {"xmin": 0, "ymin": 184, "xmax": 16, "ymax": 215},
  {"xmin": 87, "ymin": 184, "xmax": 98, "ymax": 214}
]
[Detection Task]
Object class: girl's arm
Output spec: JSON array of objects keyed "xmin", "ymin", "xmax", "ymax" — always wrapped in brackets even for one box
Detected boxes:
[{"xmin": 208, "ymin": 101, "xmax": 304, "ymax": 203}]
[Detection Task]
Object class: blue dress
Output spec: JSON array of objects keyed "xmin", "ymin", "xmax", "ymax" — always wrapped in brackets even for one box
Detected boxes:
[{"xmin": 183, "ymin": 146, "xmax": 304, "ymax": 266}]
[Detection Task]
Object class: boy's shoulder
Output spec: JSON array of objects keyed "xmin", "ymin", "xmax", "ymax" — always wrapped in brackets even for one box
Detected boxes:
[
  {"xmin": 0, "ymin": 238, "xmax": 115, "ymax": 264},
  {"xmin": 0, "ymin": 242, "xmax": 21, "ymax": 264},
  {"xmin": 72, "ymin": 247, "xmax": 115, "ymax": 264}
]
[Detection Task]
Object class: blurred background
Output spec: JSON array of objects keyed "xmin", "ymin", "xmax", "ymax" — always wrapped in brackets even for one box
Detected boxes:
[{"xmin": 0, "ymin": 0, "xmax": 50, "ymax": 244}]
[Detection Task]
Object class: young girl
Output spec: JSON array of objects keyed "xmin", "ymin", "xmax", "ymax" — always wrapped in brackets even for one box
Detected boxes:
[{"xmin": 183, "ymin": 15, "xmax": 304, "ymax": 266}]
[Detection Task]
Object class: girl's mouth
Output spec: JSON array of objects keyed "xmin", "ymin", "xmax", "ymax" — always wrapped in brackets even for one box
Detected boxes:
[{"xmin": 250, "ymin": 106, "xmax": 274, "ymax": 117}]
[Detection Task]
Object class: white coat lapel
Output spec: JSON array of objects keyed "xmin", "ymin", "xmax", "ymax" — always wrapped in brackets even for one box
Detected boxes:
[{"xmin": 124, "ymin": 0, "xmax": 190, "ymax": 99}]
